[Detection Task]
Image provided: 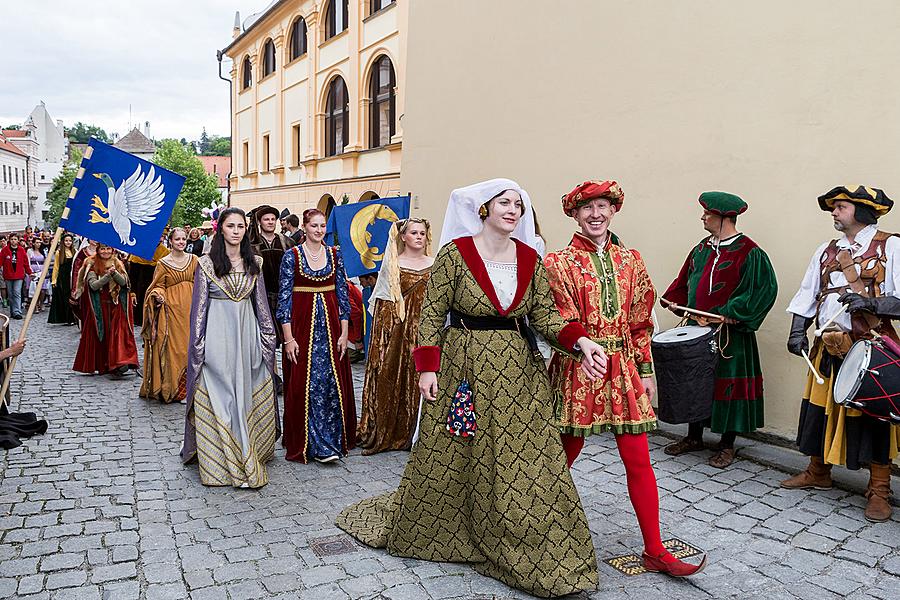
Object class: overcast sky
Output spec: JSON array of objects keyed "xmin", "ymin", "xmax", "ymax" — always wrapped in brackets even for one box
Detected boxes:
[{"xmin": 0, "ymin": 0, "xmax": 268, "ymax": 141}]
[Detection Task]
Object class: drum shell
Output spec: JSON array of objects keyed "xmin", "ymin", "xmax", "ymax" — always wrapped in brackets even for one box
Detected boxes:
[
  {"xmin": 838, "ymin": 339, "xmax": 900, "ymax": 424},
  {"xmin": 651, "ymin": 329, "xmax": 719, "ymax": 424}
]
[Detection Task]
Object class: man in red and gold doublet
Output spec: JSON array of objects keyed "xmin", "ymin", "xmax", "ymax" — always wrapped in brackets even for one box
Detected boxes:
[
  {"xmin": 546, "ymin": 232, "xmax": 657, "ymax": 437},
  {"xmin": 545, "ymin": 180, "xmax": 705, "ymax": 578}
]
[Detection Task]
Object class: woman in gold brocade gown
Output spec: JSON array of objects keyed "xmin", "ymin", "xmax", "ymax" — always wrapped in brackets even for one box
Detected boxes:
[{"xmin": 357, "ymin": 218, "xmax": 434, "ymax": 454}]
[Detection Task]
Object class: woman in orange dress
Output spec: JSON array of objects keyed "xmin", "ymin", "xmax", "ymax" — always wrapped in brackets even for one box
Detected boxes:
[{"xmin": 140, "ymin": 228, "xmax": 198, "ymax": 403}]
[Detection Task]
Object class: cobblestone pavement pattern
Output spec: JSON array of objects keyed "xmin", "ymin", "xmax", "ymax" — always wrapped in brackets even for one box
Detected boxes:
[{"xmin": 0, "ymin": 317, "xmax": 899, "ymax": 599}]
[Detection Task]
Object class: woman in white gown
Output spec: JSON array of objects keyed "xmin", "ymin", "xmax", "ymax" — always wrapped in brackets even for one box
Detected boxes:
[{"xmin": 181, "ymin": 207, "xmax": 279, "ymax": 489}]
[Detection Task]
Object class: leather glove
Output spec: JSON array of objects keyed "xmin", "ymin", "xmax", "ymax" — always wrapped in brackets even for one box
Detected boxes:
[
  {"xmin": 787, "ymin": 313, "xmax": 813, "ymax": 357},
  {"xmin": 839, "ymin": 292, "xmax": 900, "ymax": 319}
]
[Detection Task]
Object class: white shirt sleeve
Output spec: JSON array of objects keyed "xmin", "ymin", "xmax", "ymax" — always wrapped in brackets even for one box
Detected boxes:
[
  {"xmin": 786, "ymin": 241, "xmax": 829, "ymax": 319},
  {"xmin": 882, "ymin": 236, "xmax": 900, "ymax": 298}
]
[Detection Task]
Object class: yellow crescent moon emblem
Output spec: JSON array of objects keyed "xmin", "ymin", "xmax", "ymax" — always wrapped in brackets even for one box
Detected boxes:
[{"xmin": 349, "ymin": 203, "xmax": 400, "ymax": 269}]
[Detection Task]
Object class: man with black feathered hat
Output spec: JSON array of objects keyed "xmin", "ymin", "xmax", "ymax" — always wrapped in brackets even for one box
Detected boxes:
[
  {"xmin": 249, "ymin": 205, "xmax": 296, "ymax": 391},
  {"xmin": 784, "ymin": 185, "xmax": 900, "ymax": 522}
]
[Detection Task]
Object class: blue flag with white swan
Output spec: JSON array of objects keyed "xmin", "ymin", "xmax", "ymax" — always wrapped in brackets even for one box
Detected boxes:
[{"xmin": 60, "ymin": 138, "xmax": 184, "ymax": 260}]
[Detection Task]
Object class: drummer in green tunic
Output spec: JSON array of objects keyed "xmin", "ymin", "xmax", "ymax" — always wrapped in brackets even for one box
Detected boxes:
[{"xmin": 661, "ymin": 192, "xmax": 778, "ymax": 468}]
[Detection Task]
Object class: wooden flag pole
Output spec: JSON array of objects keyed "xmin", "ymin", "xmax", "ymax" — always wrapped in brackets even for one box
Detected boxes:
[{"xmin": 0, "ymin": 215, "xmax": 67, "ymax": 410}]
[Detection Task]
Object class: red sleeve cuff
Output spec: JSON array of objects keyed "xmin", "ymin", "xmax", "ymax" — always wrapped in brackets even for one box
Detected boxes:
[
  {"xmin": 558, "ymin": 321, "xmax": 588, "ymax": 351},
  {"xmin": 413, "ymin": 345, "xmax": 441, "ymax": 372}
]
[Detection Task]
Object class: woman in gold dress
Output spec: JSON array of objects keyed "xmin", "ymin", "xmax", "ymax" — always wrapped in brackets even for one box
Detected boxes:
[
  {"xmin": 140, "ymin": 228, "xmax": 198, "ymax": 403},
  {"xmin": 357, "ymin": 218, "xmax": 434, "ymax": 454}
]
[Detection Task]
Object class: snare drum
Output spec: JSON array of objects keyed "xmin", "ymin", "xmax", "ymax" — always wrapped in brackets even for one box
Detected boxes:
[
  {"xmin": 651, "ymin": 326, "xmax": 719, "ymax": 424},
  {"xmin": 833, "ymin": 337, "xmax": 900, "ymax": 424}
]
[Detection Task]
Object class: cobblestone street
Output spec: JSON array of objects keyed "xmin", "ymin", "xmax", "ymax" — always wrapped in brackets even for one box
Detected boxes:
[{"xmin": 0, "ymin": 316, "xmax": 898, "ymax": 599}]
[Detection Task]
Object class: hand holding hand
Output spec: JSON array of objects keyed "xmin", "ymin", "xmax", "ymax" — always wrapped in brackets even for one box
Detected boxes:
[
  {"xmin": 641, "ymin": 376, "xmax": 656, "ymax": 402},
  {"xmin": 418, "ymin": 371, "xmax": 438, "ymax": 401},
  {"xmin": 577, "ymin": 337, "xmax": 608, "ymax": 381}
]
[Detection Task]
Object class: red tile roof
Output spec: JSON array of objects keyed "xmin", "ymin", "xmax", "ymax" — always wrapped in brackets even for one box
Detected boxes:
[
  {"xmin": 197, "ymin": 156, "xmax": 231, "ymax": 187},
  {"xmin": 1, "ymin": 130, "xmax": 28, "ymax": 138},
  {"xmin": 0, "ymin": 134, "xmax": 27, "ymax": 157}
]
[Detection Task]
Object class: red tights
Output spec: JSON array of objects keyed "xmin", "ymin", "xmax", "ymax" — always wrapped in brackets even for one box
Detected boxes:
[{"xmin": 561, "ymin": 433, "xmax": 666, "ymax": 556}]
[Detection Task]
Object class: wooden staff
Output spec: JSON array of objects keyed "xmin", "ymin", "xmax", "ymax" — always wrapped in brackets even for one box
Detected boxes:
[
  {"xmin": 814, "ymin": 305, "xmax": 847, "ymax": 337},
  {"xmin": 801, "ymin": 349, "xmax": 825, "ymax": 385},
  {"xmin": 0, "ymin": 214, "xmax": 67, "ymax": 410},
  {"xmin": 663, "ymin": 301, "xmax": 726, "ymax": 322}
]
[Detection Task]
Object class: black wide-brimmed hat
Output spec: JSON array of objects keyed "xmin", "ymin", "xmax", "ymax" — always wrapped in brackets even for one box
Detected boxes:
[
  {"xmin": 251, "ymin": 204, "xmax": 280, "ymax": 219},
  {"xmin": 818, "ymin": 185, "xmax": 893, "ymax": 216},
  {"xmin": 279, "ymin": 208, "xmax": 290, "ymax": 219}
]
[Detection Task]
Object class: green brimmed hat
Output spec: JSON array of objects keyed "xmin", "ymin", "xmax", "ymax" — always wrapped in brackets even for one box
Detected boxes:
[
  {"xmin": 698, "ymin": 191, "xmax": 747, "ymax": 217},
  {"xmin": 818, "ymin": 185, "xmax": 893, "ymax": 216}
]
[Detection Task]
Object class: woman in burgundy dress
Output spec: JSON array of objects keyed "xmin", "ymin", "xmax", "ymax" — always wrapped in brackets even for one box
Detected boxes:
[{"xmin": 278, "ymin": 209, "xmax": 356, "ymax": 463}]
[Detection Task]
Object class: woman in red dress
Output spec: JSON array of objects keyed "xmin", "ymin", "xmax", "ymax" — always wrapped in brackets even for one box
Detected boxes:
[{"xmin": 73, "ymin": 244, "xmax": 139, "ymax": 376}]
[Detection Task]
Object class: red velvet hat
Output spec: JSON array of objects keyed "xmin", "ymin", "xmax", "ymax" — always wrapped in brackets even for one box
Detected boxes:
[{"xmin": 562, "ymin": 180, "xmax": 624, "ymax": 215}]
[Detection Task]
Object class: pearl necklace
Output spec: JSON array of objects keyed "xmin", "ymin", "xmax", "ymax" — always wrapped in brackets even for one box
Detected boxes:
[{"xmin": 304, "ymin": 243, "xmax": 324, "ymax": 262}]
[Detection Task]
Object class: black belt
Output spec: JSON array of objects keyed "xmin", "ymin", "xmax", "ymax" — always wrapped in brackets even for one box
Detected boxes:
[{"xmin": 449, "ymin": 310, "xmax": 539, "ymax": 353}]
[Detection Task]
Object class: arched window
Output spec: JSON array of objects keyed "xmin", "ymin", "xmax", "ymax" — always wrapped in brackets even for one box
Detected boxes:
[
  {"xmin": 241, "ymin": 56, "xmax": 252, "ymax": 89},
  {"xmin": 262, "ymin": 40, "xmax": 276, "ymax": 77},
  {"xmin": 324, "ymin": 77, "xmax": 349, "ymax": 157},
  {"xmin": 325, "ymin": 0, "xmax": 349, "ymax": 40},
  {"xmin": 289, "ymin": 17, "xmax": 307, "ymax": 60},
  {"xmin": 359, "ymin": 191, "xmax": 380, "ymax": 202},
  {"xmin": 318, "ymin": 194, "xmax": 336, "ymax": 218},
  {"xmin": 369, "ymin": 55, "xmax": 396, "ymax": 148}
]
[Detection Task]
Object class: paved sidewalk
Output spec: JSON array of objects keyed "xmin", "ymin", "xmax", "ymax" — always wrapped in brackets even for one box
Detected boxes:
[{"xmin": 0, "ymin": 316, "xmax": 898, "ymax": 599}]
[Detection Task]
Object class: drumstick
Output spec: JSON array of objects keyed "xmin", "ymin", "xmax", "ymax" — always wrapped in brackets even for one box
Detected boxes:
[
  {"xmin": 814, "ymin": 305, "xmax": 847, "ymax": 337},
  {"xmin": 801, "ymin": 349, "xmax": 825, "ymax": 385},
  {"xmin": 663, "ymin": 302, "xmax": 725, "ymax": 322}
]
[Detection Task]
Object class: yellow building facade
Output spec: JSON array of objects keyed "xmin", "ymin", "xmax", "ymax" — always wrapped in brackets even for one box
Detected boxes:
[
  {"xmin": 223, "ymin": 0, "xmax": 406, "ymax": 216},
  {"xmin": 400, "ymin": 0, "xmax": 900, "ymax": 439}
]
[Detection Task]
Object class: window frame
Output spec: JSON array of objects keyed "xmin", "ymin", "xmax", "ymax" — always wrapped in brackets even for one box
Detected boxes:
[
  {"xmin": 262, "ymin": 40, "xmax": 276, "ymax": 78},
  {"xmin": 324, "ymin": 77, "xmax": 349, "ymax": 157},
  {"xmin": 288, "ymin": 17, "xmax": 308, "ymax": 61},
  {"xmin": 369, "ymin": 55, "xmax": 396, "ymax": 149},
  {"xmin": 325, "ymin": 0, "xmax": 349, "ymax": 40},
  {"xmin": 241, "ymin": 56, "xmax": 252, "ymax": 90},
  {"xmin": 369, "ymin": 0, "xmax": 395, "ymax": 17}
]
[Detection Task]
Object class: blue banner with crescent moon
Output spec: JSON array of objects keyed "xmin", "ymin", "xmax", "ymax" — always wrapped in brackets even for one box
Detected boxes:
[
  {"xmin": 60, "ymin": 138, "xmax": 184, "ymax": 260},
  {"xmin": 326, "ymin": 195, "xmax": 410, "ymax": 278}
]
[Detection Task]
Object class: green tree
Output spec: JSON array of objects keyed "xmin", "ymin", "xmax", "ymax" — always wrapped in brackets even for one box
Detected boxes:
[
  {"xmin": 66, "ymin": 122, "xmax": 110, "ymax": 144},
  {"xmin": 203, "ymin": 136, "xmax": 231, "ymax": 156},
  {"xmin": 199, "ymin": 128, "xmax": 210, "ymax": 154},
  {"xmin": 46, "ymin": 148, "xmax": 83, "ymax": 227},
  {"xmin": 3, "ymin": 124, "xmax": 21, "ymax": 130},
  {"xmin": 153, "ymin": 139, "xmax": 220, "ymax": 227}
]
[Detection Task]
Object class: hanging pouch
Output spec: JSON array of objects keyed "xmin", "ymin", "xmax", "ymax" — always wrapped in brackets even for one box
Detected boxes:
[{"xmin": 446, "ymin": 321, "xmax": 476, "ymax": 437}]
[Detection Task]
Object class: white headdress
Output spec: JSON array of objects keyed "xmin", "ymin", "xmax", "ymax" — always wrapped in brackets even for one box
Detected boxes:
[{"xmin": 438, "ymin": 178, "xmax": 545, "ymax": 256}]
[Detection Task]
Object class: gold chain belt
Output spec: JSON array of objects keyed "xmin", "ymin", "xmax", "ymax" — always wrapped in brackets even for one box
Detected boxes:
[{"xmin": 292, "ymin": 285, "xmax": 335, "ymax": 293}]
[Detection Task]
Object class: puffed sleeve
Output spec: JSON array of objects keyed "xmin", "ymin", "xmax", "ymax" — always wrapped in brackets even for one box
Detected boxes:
[
  {"xmin": 720, "ymin": 247, "xmax": 778, "ymax": 332},
  {"xmin": 530, "ymin": 256, "xmax": 588, "ymax": 352},
  {"xmin": 628, "ymin": 249, "xmax": 656, "ymax": 376},
  {"xmin": 412, "ymin": 244, "xmax": 457, "ymax": 372},
  {"xmin": 276, "ymin": 249, "xmax": 295, "ymax": 324},
  {"xmin": 334, "ymin": 247, "xmax": 350, "ymax": 321}
]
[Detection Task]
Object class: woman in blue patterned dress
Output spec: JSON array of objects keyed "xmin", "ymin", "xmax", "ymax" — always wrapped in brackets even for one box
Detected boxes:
[{"xmin": 278, "ymin": 208, "xmax": 357, "ymax": 463}]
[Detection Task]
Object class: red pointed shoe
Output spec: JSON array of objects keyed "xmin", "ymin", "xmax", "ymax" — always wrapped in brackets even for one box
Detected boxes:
[{"xmin": 642, "ymin": 551, "xmax": 707, "ymax": 577}]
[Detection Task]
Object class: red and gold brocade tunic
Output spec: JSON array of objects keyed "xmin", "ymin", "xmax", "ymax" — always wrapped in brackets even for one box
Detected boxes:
[{"xmin": 545, "ymin": 233, "xmax": 657, "ymax": 435}]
